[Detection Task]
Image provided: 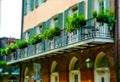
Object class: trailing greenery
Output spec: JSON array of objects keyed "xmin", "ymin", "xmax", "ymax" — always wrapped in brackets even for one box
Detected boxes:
[
  {"xmin": 29, "ymin": 34, "xmax": 43, "ymax": 44},
  {"xmin": 43, "ymin": 25, "xmax": 61, "ymax": 40},
  {"xmin": 15, "ymin": 40, "xmax": 28, "ymax": 49},
  {"xmin": 0, "ymin": 61, "xmax": 7, "ymax": 68},
  {"xmin": 66, "ymin": 13, "xmax": 86, "ymax": 33},
  {"xmin": 92, "ymin": 9, "xmax": 116, "ymax": 26}
]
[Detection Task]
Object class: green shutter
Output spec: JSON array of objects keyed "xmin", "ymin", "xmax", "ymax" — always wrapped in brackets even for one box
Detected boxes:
[
  {"xmin": 33, "ymin": 26, "xmax": 37, "ymax": 35},
  {"xmin": 58, "ymin": 13, "xmax": 63, "ymax": 47},
  {"xmin": 23, "ymin": 0, "xmax": 27, "ymax": 15},
  {"xmin": 106, "ymin": 0, "xmax": 109, "ymax": 9},
  {"xmin": 21, "ymin": 32, "xmax": 25, "ymax": 40},
  {"xmin": 64, "ymin": 9, "xmax": 68, "ymax": 46},
  {"xmin": 78, "ymin": 1, "xmax": 85, "ymax": 15},
  {"xmin": 78, "ymin": 1, "xmax": 85, "ymax": 41},
  {"xmin": 41, "ymin": 22, "xmax": 46, "ymax": 52},
  {"xmin": 47, "ymin": 19, "xmax": 50, "ymax": 29},
  {"xmin": 35, "ymin": 0, "xmax": 39, "ymax": 8},
  {"xmin": 46, "ymin": 19, "xmax": 51, "ymax": 51},
  {"xmin": 30, "ymin": 28, "xmax": 33, "ymax": 39},
  {"xmin": 42, "ymin": 22, "xmax": 46, "ymax": 34},
  {"xmin": 87, "ymin": 0, "xmax": 93, "ymax": 26},
  {"xmin": 30, "ymin": 0, "xmax": 34, "ymax": 11}
]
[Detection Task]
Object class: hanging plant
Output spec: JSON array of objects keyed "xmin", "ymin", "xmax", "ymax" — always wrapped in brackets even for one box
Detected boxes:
[
  {"xmin": 66, "ymin": 13, "xmax": 86, "ymax": 33},
  {"xmin": 43, "ymin": 25, "xmax": 61, "ymax": 40},
  {"xmin": 16, "ymin": 40, "xmax": 28, "ymax": 49},
  {"xmin": 29, "ymin": 34, "xmax": 43, "ymax": 44},
  {"xmin": 92, "ymin": 9, "xmax": 116, "ymax": 26}
]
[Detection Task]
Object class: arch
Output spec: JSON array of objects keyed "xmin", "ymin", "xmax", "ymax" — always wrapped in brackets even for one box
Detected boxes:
[
  {"xmin": 24, "ymin": 67, "xmax": 29, "ymax": 76},
  {"xmin": 51, "ymin": 61, "xmax": 59, "ymax": 82},
  {"xmin": 69, "ymin": 57, "xmax": 81, "ymax": 82},
  {"xmin": 51, "ymin": 61, "xmax": 58, "ymax": 73},
  {"xmin": 94, "ymin": 51, "xmax": 110, "ymax": 82},
  {"xmin": 94, "ymin": 52, "xmax": 109, "ymax": 68},
  {"xmin": 69, "ymin": 57, "xmax": 79, "ymax": 71}
]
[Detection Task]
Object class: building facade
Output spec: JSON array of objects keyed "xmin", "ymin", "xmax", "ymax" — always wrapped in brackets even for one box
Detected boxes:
[
  {"xmin": 0, "ymin": 37, "xmax": 20, "ymax": 82},
  {"xmin": 6, "ymin": 0, "xmax": 120, "ymax": 82}
]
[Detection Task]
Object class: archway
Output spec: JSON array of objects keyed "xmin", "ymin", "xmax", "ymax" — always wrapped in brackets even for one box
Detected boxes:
[
  {"xmin": 33, "ymin": 63, "xmax": 42, "ymax": 82},
  {"xmin": 24, "ymin": 67, "xmax": 29, "ymax": 82},
  {"xmin": 69, "ymin": 57, "xmax": 81, "ymax": 82},
  {"xmin": 51, "ymin": 61, "xmax": 59, "ymax": 82},
  {"xmin": 94, "ymin": 52, "xmax": 110, "ymax": 82}
]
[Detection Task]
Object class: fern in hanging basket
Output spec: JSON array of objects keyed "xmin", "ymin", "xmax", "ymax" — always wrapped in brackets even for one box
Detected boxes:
[
  {"xmin": 66, "ymin": 13, "xmax": 86, "ymax": 33},
  {"xmin": 30, "ymin": 34, "xmax": 43, "ymax": 44},
  {"xmin": 16, "ymin": 40, "xmax": 28, "ymax": 49}
]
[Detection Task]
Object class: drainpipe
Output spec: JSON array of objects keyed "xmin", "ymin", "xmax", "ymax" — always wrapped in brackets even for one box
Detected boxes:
[
  {"xmin": 21, "ymin": 0, "xmax": 24, "ymax": 39},
  {"xmin": 114, "ymin": 0, "xmax": 119, "ymax": 82},
  {"xmin": 19, "ymin": 0, "xmax": 24, "ymax": 82}
]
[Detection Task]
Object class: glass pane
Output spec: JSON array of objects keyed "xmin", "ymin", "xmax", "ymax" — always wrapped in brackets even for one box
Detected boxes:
[
  {"xmin": 55, "ymin": 76, "xmax": 58, "ymax": 82},
  {"xmin": 74, "ymin": 74, "xmax": 78, "ymax": 82}
]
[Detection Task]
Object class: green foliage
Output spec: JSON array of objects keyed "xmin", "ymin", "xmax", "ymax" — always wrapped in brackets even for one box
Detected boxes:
[
  {"xmin": 29, "ymin": 34, "xmax": 43, "ymax": 44},
  {"xmin": 16, "ymin": 40, "xmax": 28, "ymax": 49},
  {"xmin": 66, "ymin": 13, "xmax": 86, "ymax": 33},
  {"xmin": 43, "ymin": 25, "xmax": 61, "ymax": 40},
  {"xmin": 0, "ymin": 61, "xmax": 7, "ymax": 68},
  {"xmin": 92, "ymin": 9, "xmax": 116, "ymax": 26}
]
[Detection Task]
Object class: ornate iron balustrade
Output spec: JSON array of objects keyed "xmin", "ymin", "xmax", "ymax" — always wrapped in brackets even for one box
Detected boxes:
[{"xmin": 6, "ymin": 18, "xmax": 114, "ymax": 63}]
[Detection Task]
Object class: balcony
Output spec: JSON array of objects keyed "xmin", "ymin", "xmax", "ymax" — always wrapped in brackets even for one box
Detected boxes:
[{"xmin": 7, "ymin": 19, "xmax": 114, "ymax": 65}]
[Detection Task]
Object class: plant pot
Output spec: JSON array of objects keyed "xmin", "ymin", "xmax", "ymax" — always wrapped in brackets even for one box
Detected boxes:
[
  {"xmin": 81, "ymin": 20, "xmax": 86, "ymax": 26},
  {"xmin": 55, "ymin": 31, "xmax": 60, "ymax": 36}
]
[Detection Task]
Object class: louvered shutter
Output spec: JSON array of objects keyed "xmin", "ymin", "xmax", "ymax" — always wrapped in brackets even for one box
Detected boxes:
[
  {"xmin": 78, "ymin": 1, "xmax": 85, "ymax": 41},
  {"xmin": 63, "ymin": 9, "xmax": 68, "ymax": 46},
  {"xmin": 57, "ymin": 13, "xmax": 63, "ymax": 48},
  {"xmin": 23, "ymin": 0, "xmax": 27, "ymax": 15},
  {"xmin": 30, "ymin": 0, "xmax": 34, "ymax": 11}
]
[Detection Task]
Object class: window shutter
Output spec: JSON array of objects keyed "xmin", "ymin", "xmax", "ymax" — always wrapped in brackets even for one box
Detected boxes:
[
  {"xmin": 106, "ymin": 0, "xmax": 109, "ymax": 9},
  {"xmin": 30, "ymin": 28, "xmax": 33, "ymax": 39},
  {"xmin": 23, "ymin": 0, "xmax": 27, "ymax": 15},
  {"xmin": 57, "ymin": 13, "xmax": 63, "ymax": 47},
  {"xmin": 78, "ymin": 1, "xmax": 85, "ymax": 15},
  {"xmin": 35, "ymin": 0, "xmax": 39, "ymax": 8},
  {"xmin": 64, "ymin": 9, "xmax": 68, "ymax": 46},
  {"xmin": 42, "ymin": 22, "xmax": 46, "ymax": 34},
  {"xmin": 47, "ymin": 19, "xmax": 50, "ymax": 29},
  {"xmin": 87, "ymin": 0, "xmax": 93, "ymax": 26},
  {"xmin": 21, "ymin": 32, "xmax": 25, "ymax": 40},
  {"xmin": 41, "ymin": 22, "xmax": 46, "ymax": 52},
  {"xmin": 33, "ymin": 26, "xmax": 37, "ymax": 35},
  {"xmin": 30, "ymin": 0, "xmax": 34, "ymax": 11},
  {"xmin": 78, "ymin": 1, "xmax": 85, "ymax": 41},
  {"xmin": 46, "ymin": 19, "xmax": 51, "ymax": 51}
]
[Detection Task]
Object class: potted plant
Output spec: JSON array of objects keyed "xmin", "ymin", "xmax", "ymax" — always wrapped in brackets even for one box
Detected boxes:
[
  {"xmin": 54, "ymin": 25, "xmax": 61, "ymax": 36},
  {"xmin": 16, "ymin": 40, "xmax": 28, "ymax": 49},
  {"xmin": 92, "ymin": 9, "xmax": 116, "ymax": 26},
  {"xmin": 43, "ymin": 26, "xmax": 61, "ymax": 40},
  {"xmin": 30, "ymin": 34, "xmax": 43, "ymax": 44},
  {"xmin": 66, "ymin": 13, "xmax": 86, "ymax": 33}
]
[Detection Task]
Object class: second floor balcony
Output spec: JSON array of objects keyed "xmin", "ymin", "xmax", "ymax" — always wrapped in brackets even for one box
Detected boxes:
[{"xmin": 7, "ymin": 19, "xmax": 114, "ymax": 65}]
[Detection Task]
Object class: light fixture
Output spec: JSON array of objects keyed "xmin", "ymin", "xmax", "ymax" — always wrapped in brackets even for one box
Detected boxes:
[{"xmin": 85, "ymin": 56, "xmax": 93, "ymax": 69}]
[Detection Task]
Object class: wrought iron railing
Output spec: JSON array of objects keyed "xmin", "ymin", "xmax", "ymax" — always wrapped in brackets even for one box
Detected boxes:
[{"xmin": 6, "ymin": 18, "xmax": 114, "ymax": 62}]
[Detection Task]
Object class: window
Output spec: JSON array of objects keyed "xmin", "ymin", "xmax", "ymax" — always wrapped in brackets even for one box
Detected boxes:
[
  {"xmin": 74, "ymin": 74, "xmax": 79, "ymax": 82},
  {"xmin": 51, "ymin": 16, "xmax": 58, "ymax": 27},
  {"xmin": 99, "ymin": 1, "xmax": 104, "ymax": 9},
  {"xmin": 25, "ymin": 31, "xmax": 30, "ymax": 40},
  {"xmin": 26, "ymin": 0, "xmax": 30, "ymax": 13},
  {"xmin": 69, "ymin": 6, "xmax": 78, "ymax": 16},
  {"xmin": 37, "ymin": 25, "xmax": 42, "ymax": 34}
]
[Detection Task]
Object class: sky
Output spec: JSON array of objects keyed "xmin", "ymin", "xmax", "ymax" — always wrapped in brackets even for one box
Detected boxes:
[{"xmin": 0, "ymin": 0, "xmax": 22, "ymax": 39}]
